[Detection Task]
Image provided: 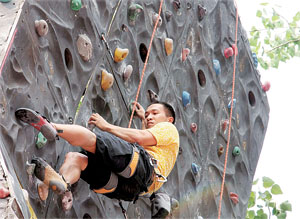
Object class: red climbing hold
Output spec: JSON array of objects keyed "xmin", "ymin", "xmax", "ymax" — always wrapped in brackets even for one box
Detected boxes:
[
  {"xmin": 232, "ymin": 44, "xmax": 238, "ymax": 55},
  {"xmin": 224, "ymin": 47, "xmax": 234, "ymax": 59},
  {"xmin": 190, "ymin": 123, "xmax": 197, "ymax": 133},
  {"xmin": 262, "ymin": 81, "xmax": 270, "ymax": 92},
  {"xmin": 0, "ymin": 187, "xmax": 10, "ymax": 199},
  {"xmin": 182, "ymin": 48, "xmax": 190, "ymax": 62},
  {"xmin": 230, "ymin": 192, "xmax": 239, "ymax": 204},
  {"xmin": 221, "ymin": 119, "xmax": 229, "ymax": 132}
]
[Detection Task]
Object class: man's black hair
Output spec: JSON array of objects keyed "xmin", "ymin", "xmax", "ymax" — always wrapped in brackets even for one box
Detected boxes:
[{"xmin": 149, "ymin": 101, "xmax": 176, "ymax": 124}]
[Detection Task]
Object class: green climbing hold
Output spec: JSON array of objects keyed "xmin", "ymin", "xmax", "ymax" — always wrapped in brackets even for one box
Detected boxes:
[
  {"xmin": 71, "ymin": 0, "xmax": 82, "ymax": 11},
  {"xmin": 129, "ymin": 101, "xmax": 138, "ymax": 116},
  {"xmin": 0, "ymin": 0, "xmax": 12, "ymax": 3},
  {"xmin": 232, "ymin": 146, "xmax": 240, "ymax": 157},
  {"xmin": 36, "ymin": 132, "xmax": 47, "ymax": 149},
  {"xmin": 128, "ymin": 3, "xmax": 143, "ymax": 26}
]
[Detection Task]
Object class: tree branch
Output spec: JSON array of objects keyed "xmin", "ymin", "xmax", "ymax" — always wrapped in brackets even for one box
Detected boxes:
[{"xmin": 266, "ymin": 37, "xmax": 300, "ymax": 53}]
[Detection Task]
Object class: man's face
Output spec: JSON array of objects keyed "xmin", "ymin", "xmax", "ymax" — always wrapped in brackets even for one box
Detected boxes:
[{"xmin": 145, "ymin": 104, "xmax": 172, "ymax": 128}]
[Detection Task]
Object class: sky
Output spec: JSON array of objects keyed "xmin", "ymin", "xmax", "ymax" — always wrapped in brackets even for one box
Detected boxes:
[{"xmin": 238, "ymin": 0, "xmax": 300, "ymax": 218}]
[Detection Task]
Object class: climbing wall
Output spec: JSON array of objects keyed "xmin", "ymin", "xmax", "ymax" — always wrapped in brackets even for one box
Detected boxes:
[{"xmin": 0, "ymin": 0, "xmax": 269, "ymax": 218}]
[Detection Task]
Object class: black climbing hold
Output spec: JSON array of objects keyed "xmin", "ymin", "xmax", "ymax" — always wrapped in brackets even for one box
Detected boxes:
[
  {"xmin": 121, "ymin": 24, "xmax": 128, "ymax": 32},
  {"xmin": 139, "ymin": 43, "xmax": 148, "ymax": 63},
  {"xmin": 173, "ymin": 0, "xmax": 181, "ymax": 11},
  {"xmin": 64, "ymin": 48, "xmax": 73, "ymax": 71},
  {"xmin": 248, "ymin": 91, "xmax": 256, "ymax": 106},
  {"xmin": 198, "ymin": 70, "xmax": 206, "ymax": 87}
]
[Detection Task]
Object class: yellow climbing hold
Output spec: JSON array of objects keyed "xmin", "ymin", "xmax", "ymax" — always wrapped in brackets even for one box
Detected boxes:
[
  {"xmin": 165, "ymin": 38, "xmax": 173, "ymax": 56},
  {"xmin": 114, "ymin": 48, "xmax": 129, "ymax": 62},
  {"xmin": 101, "ymin": 69, "xmax": 114, "ymax": 91}
]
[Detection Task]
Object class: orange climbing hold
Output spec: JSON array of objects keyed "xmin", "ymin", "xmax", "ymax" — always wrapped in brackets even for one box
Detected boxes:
[
  {"xmin": 101, "ymin": 69, "xmax": 114, "ymax": 91},
  {"xmin": 114, "ymin": 48, "xmax": 129, "ymax": 62},
  {"xmin": 164, "ymin": 38, "xmax": 173, "ymax": 56}
]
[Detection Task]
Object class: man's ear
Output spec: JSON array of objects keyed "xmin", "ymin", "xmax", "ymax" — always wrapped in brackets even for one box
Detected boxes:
[{"xmin": 167, "ymin": 117, "xmax": 174, "ymax": 123}]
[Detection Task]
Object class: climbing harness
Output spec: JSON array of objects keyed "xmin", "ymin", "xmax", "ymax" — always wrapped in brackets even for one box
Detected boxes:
[
  {"xmin": 128, "ymin": 0, "xmax": 164, "ymax": 128},
  {"xmin": 217, "ymin": 1, "xmax": 239, "ymax": 218}
]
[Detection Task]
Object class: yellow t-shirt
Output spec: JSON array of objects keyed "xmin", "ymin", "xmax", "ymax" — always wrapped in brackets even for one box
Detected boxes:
[{"xmin": 143, "ymin": 122, "xmax": 179, "ymax": 193}]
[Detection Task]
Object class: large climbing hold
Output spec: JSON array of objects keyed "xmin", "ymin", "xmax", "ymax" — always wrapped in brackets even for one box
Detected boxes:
[
  {"xmin": 128, "ymin": 3, "xmax": 143, "ymax": 26},
  {"xmin": 262, "ymin": 81, "xmax": 271, "ymax": 92},
  {"xmin": 224, "ymin": 47, "xmax": 234, "ymax": 59},
  {"xmin": 190, "ymin": 123, "xmax": 197, "ymax": 133},
  {"xmin": 77, "ymin": 34, "xmax": 93, "ymax": 62},
  {"xmin": 232, "ymin": 146, "xmax": 240, "ymax": 157},
  {"xmin": 71, "ymin": 0, "xmax": 82, "ymax": 11},
  {"xmin": 101, "ymin": 69, "xmax": 114, "ymax": 91},
  {"xmin": 165, "ymin": 38, "xmax": 173, "ymax": 56},
  {"xmin": 114, "ymin": 48, "xmax": 129, "ymax": 62},
  {"xmin": 182, "ymin": 91, "xmax": 191, "ymax": 107},
  {"xmin": 182, "ymin": 48, "xmax": 190, "ymax": 62},
  {"xmin": 198, "ymin": 4, "xmax": 207, "ymax": 21},
  {"xmin": 35, "ymin": 20, "xmax": 48, "ymax": 37},
  {"xmin": 213, "ymin": 59, "xmax": 221, "ymax": 76},
  {"xmin": 152, "ymin": 13, "xmax": 162, "ymax": 27},
  {"xmin": 230, "ymin": 192, "xmax": 239, "ymax": 204},
  {"xmin": 123, "ymin": 65, "xmax": 133, "ymax": 82}
]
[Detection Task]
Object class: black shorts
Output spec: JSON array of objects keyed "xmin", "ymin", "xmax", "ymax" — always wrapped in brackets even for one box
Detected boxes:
[{"xmin": 80, "ymin": 129, "xmax": 154, "ymax": 201}]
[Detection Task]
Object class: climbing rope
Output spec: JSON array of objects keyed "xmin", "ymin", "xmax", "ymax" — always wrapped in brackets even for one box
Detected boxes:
[
  {"xmin": 217, "ymin": 2, "xmax": 239, "ymax": 219},
  {"xmin": 128, "ymin": 0, "xmax": 164, "ymax": 128}
]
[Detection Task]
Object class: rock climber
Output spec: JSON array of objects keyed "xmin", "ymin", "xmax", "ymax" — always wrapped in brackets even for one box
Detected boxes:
[{"xmin": 15, "ymin": 101, "xmax": 179, "ymax": 217}]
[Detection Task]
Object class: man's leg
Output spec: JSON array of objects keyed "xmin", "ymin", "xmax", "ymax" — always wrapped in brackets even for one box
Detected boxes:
[{"xmin": 52, "ymin": 123, "xmax": 96, "ymax": 154}]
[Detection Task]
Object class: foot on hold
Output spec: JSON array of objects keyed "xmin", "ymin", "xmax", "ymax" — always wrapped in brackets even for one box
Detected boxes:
[
  {"xmin": 61, "ymin": 190, "xmax": 73, "ymax": 211},
  {"xmin": 31, "ymin": 157, "xmax": 69, "ymax": 195},
  {"xmin": 37, "ymin": 181, "xmax": 49, "ymax": 201},
  {"xmin": 15, "ymin": 108, "xmax": 57, "ymax": 141},
  {"xmin": 151, "ymin": 193, "xmax": 172, "ymax": 219}
]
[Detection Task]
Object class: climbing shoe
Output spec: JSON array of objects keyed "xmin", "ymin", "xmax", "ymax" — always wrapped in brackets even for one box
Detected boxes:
[
  {"xmin": 151, "ymin": 193, "xmax": 178, "ymax": 218},
  {"xmin": 31, "ymin": 157, "xmax": 69, "ymax": 195},
  {"xmin": 15, "ymin": 108, "xmax": 57, "ymax": 141}
]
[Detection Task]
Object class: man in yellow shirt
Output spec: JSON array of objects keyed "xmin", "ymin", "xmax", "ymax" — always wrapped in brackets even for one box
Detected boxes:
[{"xmin": 15, "ymin": 101, "xmax": 179, "ymax": 217}]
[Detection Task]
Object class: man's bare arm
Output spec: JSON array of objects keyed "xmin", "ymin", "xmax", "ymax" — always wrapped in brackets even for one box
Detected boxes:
[{"xmin": 88, "ymin": 113, "xmax": 156, "ymax": 146}]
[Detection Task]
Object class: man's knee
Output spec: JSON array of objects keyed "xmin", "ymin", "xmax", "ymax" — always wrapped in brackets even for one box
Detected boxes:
[{"xmin": 64, "ymin": 152, "xmax": 88, "ymax": 171}]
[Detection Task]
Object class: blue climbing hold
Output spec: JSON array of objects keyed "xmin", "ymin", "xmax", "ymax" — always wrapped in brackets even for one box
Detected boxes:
[
  {"xmin": 191, "ymin": 163, "xmax": 200, "ymax": 175},
  {"xmin": 228, "ymin": 98, "xmax": 236, "ymax": 109},
  {"xmin": 213, "ymin": 59, "xmax": 221, "ymax": 76},
  {"xmin": 182, "ymin": 91, "xmax": 191, "ymax": 107},
  {"xmin": 252, "ymin": 52, "xmax": 258, "ymax": 68}
]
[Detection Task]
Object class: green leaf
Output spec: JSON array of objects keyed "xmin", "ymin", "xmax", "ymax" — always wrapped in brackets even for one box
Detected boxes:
[
  {"xmin": 264, "ymin": 191, "xmax": 272, "ymax": 201},
  {"xmin": 271, "ymin": 184, "xmax": 283, "ymax": 195},
  {"xmin": 280, "ymin": 201, "xmax": 292, "ymax": 212},
  {"xmin": 248, "ymin": 191, "xmax": 256, "ymax": 208},
  {"xmin": 260, "ymin": 3, "xmax": 269, "ymax": 6},
  {"xmin": 272, "ymin": 15, "xmax": 279, "ymax": 22},
  {"xmin": 269, "ymin": 202, "xmax": 276, "ymax": 208},
  {"xmin": 293, "ymin": 12, "xmax": 300, "ymax": 22},
  {"xmin": 263, "ymin": 177, "xmax": 274, "ymax": 188},
  {"xmin": 288, "ymin": 46, "xmax": 295, "ymax": 57},
  {"xmin": 272, "ymin": 207, "xmax": 280, "ymax": 216},
  {"xmin": 247, "ymin": 210, "xmax": 255, "ymax": 219},
  {"xmin": 253, "ymin": 178, "xmax": 259, "ymax": 185},
  {"xmin": 256, "ymin": 209, "xmax": 268, "ymax": 219},
  {"xmin": 277, "ymin": 212, "xmax": 287, "ymax": 219},
  {"xmin": 257, "ymin": 10, "xmax": 263, "ymax": 18}
]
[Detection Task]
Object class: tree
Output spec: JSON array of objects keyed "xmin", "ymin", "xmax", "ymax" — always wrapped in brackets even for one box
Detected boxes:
[
  {"xmin": 246, "ymin": 177, "xmax": 292, "ymax": 219},
  {"xmin": 249, "ymin": 2, "xmax": 300, "ymax": 69}
]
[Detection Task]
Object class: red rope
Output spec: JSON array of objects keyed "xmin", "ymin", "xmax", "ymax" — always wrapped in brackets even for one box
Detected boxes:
[
  {"xmin": 128, "ymin": 0, "xmax": 164, "ymax": 128},
  {"xmin": 218, "ymin": 2, "xmax": 239, "ymax": 218},
  {"xmin": 0, "ymin": 28, "xmax": 18, "ymax": 77}
]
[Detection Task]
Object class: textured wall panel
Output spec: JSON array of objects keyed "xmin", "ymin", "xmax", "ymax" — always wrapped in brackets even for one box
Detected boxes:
[{"xmin": 0, "ymin": 0, "xmax": 269, "ymax": 218}]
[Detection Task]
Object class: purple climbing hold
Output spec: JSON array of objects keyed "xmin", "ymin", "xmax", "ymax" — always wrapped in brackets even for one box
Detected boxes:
[
  {"xmin": 213, "ymin": 59, "xmax": 221, "ymax": 76},
  {"xmin": 191, "ymin": 163, "xmax": 200, "ymax": 175},
  {"xmin": 198, "ymin": 4, "xmax": 207, "ymax": 21},
  {"xmin": 35, "ymin": 20, "xmax": 48, "ymax": 37},
  {"xmin": 173, "ymin": 0, "xmax": 181, "ymax": 11},
  {"xmin": 182, "ymin": 91, "xmax": 191, "ymax": 107}
]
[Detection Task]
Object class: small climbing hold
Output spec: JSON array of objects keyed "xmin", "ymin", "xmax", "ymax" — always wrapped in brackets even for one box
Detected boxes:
[
  {"xmin": 152, "ymin": 13, "xmax": 162, "ymax": 27},
  {"xmin": 182, "ymin": 91, "xmax": 191, "ymax": 107},
  {"xmin": 0, "ymin": 187, "xmax": 10, "ymax": 199},
  {"xmin": 232, "ymin": 44, "xmax": 238, "ymax": 55},
  {"xmin": 171, "ymin": 198, "xmax": 179, "ymax": 210},
  {"xmin": 77, "ymin": 34, "xmax": 93, "ymax": 62},
  {"xmin": 114, "ymin": 48, "xmax": 129, "ymax": 62},
  {"xmin": 35, "ymin": 20, "xmax": 48, "ymax": 37},
  {"xmin": 128, "ymin": 3, "xmax": 143, "ymax": 26},
  {"xmin": 128, "ymin": 101, "xmax": 138, "ymax": 116},
  {"xmin": 197, "ymin": 4, "xmax": 207, "ymax": 21},
  {"xmin": 148, "ymin": 89, "xmax": 159, "ymax": 103},
  {"xmin": 252, "ymin": 52, "xmax": 258, "ymax": 68},
  {"xmin": 221, "ymin": 119, "xmax": 229, "ymax": 132},
  {"xmin": 213, "ymin": 59, "xmax": 221, "ymax": 76},
  {"xmin": 232, "ymin": 146, "xmax": 240, "ymax": 157},
  {"xmin": 218, "ymin": 145, "xmax": 224, "ymax": 157},
  {"xmin": 101, "ymin": 69, "xmax": 114, "ymax": 91},
  {"xmin": 121, "ymin": 24, "xmax": 128, "ymax": 32},
  {"xmin": 186, "ymin": 2, "xmax": 192, "ymax": 10},
  {"xmin": 262, "ymin": 81, "xmax": 271, "ymax": 92},
  {"xmin": 228, "ymin": 99, "xmax": 236, "ymax": 109},
  {"xmin": 26, "ymin": 161, "xmax": 36, "ymax": 175},
  {"xmin": 123, "ymin": 65, "xmax": 133, "ymax": 82},
  {"xmin": 224, "ymin": 47, "xmax": 234, "ymax": 59},
  {"xmin": 230, "ymin": 192, "xmax": 239, "ymax": 204},
  {"xmin": 190, "ymin": 123, "xmax": 197, "ymax": 133},
  {"xmin": 165, "ymin": 11, "xmax": 172, "ymax": 22},
  {"xmin": 191, "ymin": 163, "xmax": 200, "ymax": 175},
  {"xmin": 36, "ymin": 132, "xmax": 47, "ymax": 149},
  {"xmin": 173, "ymin": 0, "xmax": 181, "ymax": 11},
  {"xmin": 164, "ymin": 38, "xmax": 173, "ymax": 56},
  {"xmin": 182, "ymin": 48, "xmax": 190, "ymax": 62},
  {"xmin": 71, "ymin": 0, "xmax": 82, "ymax": 11}
]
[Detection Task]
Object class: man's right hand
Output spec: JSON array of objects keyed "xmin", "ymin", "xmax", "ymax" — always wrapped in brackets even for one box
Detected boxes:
[{"xmin": 132, "ymin": 102, "xmax": 147, "ymax": 129}]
